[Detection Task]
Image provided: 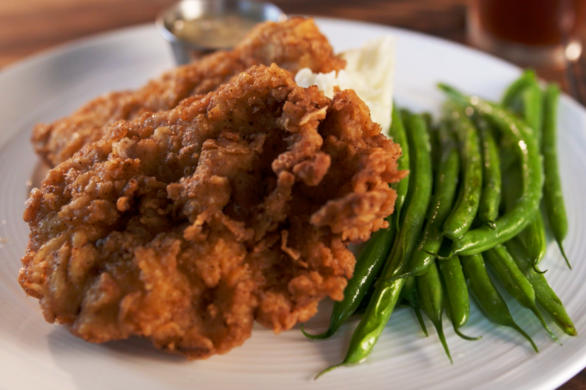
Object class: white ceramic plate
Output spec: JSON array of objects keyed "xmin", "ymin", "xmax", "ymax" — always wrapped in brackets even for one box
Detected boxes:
[{"xmin": 1, "ymin": 17, "xmax": 585, "ymax": 390}]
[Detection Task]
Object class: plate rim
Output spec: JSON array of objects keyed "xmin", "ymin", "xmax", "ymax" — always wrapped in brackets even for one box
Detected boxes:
[{"xmin": 0, "ymin": 16, "xmax": 585, "ymax": 390}]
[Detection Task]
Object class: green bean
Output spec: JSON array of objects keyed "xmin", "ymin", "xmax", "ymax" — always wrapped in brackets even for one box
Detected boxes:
[
  {"xmin": 301, "ymin": 214, "xmax": 397, "ymax": 340},
  {"xmin": 354, "ymin": 282, "xmax": 408, "ymax": 315},
  {"xmin": 502, "ymin": 70, "xmax": 538, "ymax": 114},
  {"xmin": 460, "ymin": 254, "xmax": 538, "ymax": 352},
  {"xmin": 442, "ymin": 103, "xmax": 483, "ymax": 240},
  {"xmin": 400, "ymin": 108, "xmax": 412, "ymax": 122},
  {"xmin": 504, "ymin": 169, "xmax": 547, "ymax": 270},
  {"xmin": 502, "ymin": 70, "xmax": 543, "ymax": 135},
  {"xmin": 501, "ymin": 72, "xmax": 548, "ymax": 267},
  {"xmin": 400, "ymin": 276, "xmax": 428, "ymax": 336},
  {"xmin": 439, "ymin": 255, "xmax": 480, "ymax": 341},
  {"xmin": 422, "ymin": 111, "xmax": 433, "ymax": 130},
  {"xmin": 389, "ymin": 123, "xmax": 460, "ymax": 280},
  {"xmin": 477, "ymin": 117, "xmax": 501, "ymax": 229},
  {"xmin": 521, "ymin": 213, "xmax": 548, "ymax": 267},
  {"xmin": 389, "ymin": 106, "xmax": 410, "ymax": 229},
  {"xmin": 483, "ymin": 246, "xmax": 558, "ymax": 342},
  {"xmin": 429, "ymin": 117, "xmax": 443, "ymax": 168},
  {"xmin": 506, "ymin": 239, "xmax": 577, "ymax": 337},
  {"xmin": 502, "ymin": 165, "xmax": 547, "ymax": 269},
  {"xmin": 399, "ymin": 109, "xmax": 420, "ymax": 223},
  {"xmin": 395, "ymin": 112, "xmax": 427, "ymax": 335},
  {"xmin": 316, "ymin": 114, "xmax": 432, "ymax": 378},
  {"xmin": 400, "ymin": 274, "xmax": 416, "ymax": 306},
  {"xmin": 522, "ymin": 81, "xmax": 544, "ymax": 143},
  {"xmin": 438, "ymin": 84, "xmax": 543, "ymax": 256},
  {"xmin": 542, "ymin": 84, "xmax": 571, "ymax": 268},
  {"xmin": 395, "ymin": 112, "xmax": 425, "ymax": 334},
  {"xmin": 417, "ymin": 261, "xmax": 452, "ymax": 362},
  {"xmin": 413, "ymin": 306, "xmax": 429, "ymax": 337},
  {"xmin": 354, "ymin": 284, "xmax": 411, "ymax": 314},
  {"xmin": 500, "ymin": 71, "xmax": 540, "ymax": 174},
  {"xmin": 499, "ymin": 139, "xmax": 518, "ymax": 174},
  {"xmin": 353, "ymin": 283, "xmax": 376, "ymax": 315}
]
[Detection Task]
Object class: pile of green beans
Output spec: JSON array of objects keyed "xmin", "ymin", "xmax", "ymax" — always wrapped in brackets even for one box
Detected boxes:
[{"xmin": 304, "ymin": 73, "xmax": 576, "ymax": 378}]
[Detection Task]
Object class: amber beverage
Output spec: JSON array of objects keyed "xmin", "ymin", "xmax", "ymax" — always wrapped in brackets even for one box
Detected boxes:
[{"xmin": 468, "ymin": 0, "xmax": 586, "ymax": 67}]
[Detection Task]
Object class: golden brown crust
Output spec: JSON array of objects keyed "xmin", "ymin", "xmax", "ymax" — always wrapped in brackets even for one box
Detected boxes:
[
  {"xmin": 32, "ymin": 17, "xmax": 346, "ymax": 167},
  {"xmin": 20, "ymin": 64, "xmax": 405, "ymax": 359}
]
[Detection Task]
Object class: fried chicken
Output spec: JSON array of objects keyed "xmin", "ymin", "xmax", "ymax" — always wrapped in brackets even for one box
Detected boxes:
[
  {"xmin": 19, "ymin": 64, "xmax": 405, "ymax": 359},
  {"xmin": 32, "ymin": 17, "xmax": 345, "ymax": 168}
]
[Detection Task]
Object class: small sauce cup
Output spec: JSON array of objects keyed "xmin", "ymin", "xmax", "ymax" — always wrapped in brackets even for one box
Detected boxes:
[{"xmin": 157, "ymin": 0, "xmax": 287, "ymax": 65}]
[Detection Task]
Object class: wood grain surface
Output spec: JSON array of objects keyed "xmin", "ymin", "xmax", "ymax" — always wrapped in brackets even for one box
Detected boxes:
[{"xmin": 0, "ymin": 1, "xmax": 584, "ymax": 388}]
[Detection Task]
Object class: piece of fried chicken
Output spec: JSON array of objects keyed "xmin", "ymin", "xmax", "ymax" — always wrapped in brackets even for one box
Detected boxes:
[
  {"xmin": 20, "ymin": 64, "xmax": 405, "ymax": 359},
  {"xmin": 32, "ymin": 17, "xmax": 345, "ymax": 168}
]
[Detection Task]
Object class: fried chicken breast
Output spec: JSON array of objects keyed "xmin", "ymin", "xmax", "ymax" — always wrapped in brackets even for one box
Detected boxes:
[
  {"xmin": 32, "ymin": 17, "xmax": 345, "ymax": 168},
  {"xmin": 20, "ymin": 64, "xmax": 405, "ymax": 359}
]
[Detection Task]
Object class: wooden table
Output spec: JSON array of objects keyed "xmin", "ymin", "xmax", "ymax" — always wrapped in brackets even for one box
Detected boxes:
[{"xmin": 0, "ymin": 0, "xmax": 583, "ymax": 388}]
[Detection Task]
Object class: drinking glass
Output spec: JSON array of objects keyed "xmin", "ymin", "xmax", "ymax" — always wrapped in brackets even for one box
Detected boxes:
[{"xmin": 468, "ymin": 0, "xmax": 586, "ymax": 68}]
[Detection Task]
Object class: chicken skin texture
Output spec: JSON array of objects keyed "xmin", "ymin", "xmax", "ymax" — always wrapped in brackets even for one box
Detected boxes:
[
  {"xmin": 20, "ymin": 64, "xmax": 406, "ymax": 359},
  {"xmin": 31, "ymin": 17, "xmax": 345, "ymax": 168}
]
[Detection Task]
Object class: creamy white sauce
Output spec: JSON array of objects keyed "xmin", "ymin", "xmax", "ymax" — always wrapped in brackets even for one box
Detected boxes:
[{"xmin": 295, "ymin": 35, "xmax": 396, "ymax": 132}]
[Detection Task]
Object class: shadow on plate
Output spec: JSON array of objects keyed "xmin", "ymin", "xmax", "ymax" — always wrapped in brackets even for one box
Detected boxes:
[{"xmin": 48, "ymin": 325, "xmax": 185, "ymax": 363}]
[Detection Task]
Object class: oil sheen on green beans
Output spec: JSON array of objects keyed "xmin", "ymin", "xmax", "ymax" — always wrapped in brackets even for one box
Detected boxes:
[
  {"xmin": 484, "ymin": 245, "xmax": 557, "ymax": 341},
  {"xmin": 501, "ymin": 70, "xmax": 537, "ymax": 114},
  {"xmin": 400, "ymin": 276, "xmax": 428, "ymax": 336},
  {"xmin": 393, "ymin": 123, "xmax": 460, "ymax": 280},
  {"xmin": 438, "ymin": 84, "xmax": 543, "ymax": 256},
  {"xmin": 502, "ymin": 72, "xmax": 547, "ymax": 265},
  {"xmin": 542, "ymin": 84, "xmax": 570, "ymax": 266},
  {"xmin": 389, "ymin": 106, "xmax": 410, "ymax": 227},
  {"xmin": 417, "ymin": 261, "xmax": 452, "ymax": 362},
  {"xmin": 442, "ymin": 103, "xmax": 483, "ymax": 240},
  {"xmin": 439, "ymin": 255, "xmax": 472, "ymax": 336},
  {"xmin": 476, "ymin": 117, "xmax": 501, "ymax": 227},
  {"xmin": 502, "ymin": 164, "xmax": 547, "ymax": 265},
  {"xmin": 506, "ymin": 239, "xmax": 577, "ymax": 336},
  {"xmin": 460, "ymin": 253, "xmax": 538, "ymax": 352}
]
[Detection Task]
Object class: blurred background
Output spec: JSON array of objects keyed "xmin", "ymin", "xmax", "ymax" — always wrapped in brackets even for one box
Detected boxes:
[
  {"xmin": 0, "ymin": 0, "xmax": 584, "ymax": 388},
  {"xmin": 2, "ymin": 0, "xmax": 586, "ymax": 105}
]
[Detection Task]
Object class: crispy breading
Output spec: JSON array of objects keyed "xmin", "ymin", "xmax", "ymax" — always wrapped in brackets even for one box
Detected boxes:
[
  {"xmin": 20, "ymin": 64, "xmax": 405, "ymax": 359},
  {"xmin": 32, "ymin": 17, "xmax": 345, "ymax": 167}
]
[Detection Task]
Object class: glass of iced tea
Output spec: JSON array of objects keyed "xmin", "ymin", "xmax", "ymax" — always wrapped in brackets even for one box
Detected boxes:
[{"xmin": 468, "ymin": 0, "xmax": 586, "ymax": 68}]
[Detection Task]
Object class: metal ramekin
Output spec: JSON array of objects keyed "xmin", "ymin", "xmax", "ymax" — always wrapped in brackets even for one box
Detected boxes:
[{"xmin": 156, "ymin": 0, "xmax": 287, "ymax": 65}]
